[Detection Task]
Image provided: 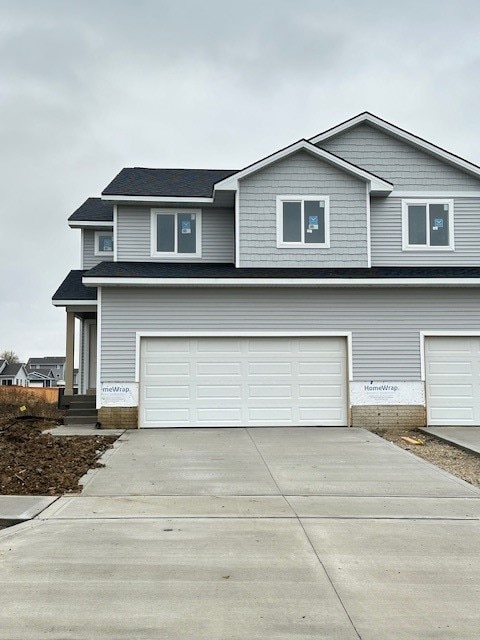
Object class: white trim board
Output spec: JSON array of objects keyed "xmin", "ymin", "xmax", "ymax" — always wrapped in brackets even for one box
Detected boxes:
[
  {"xmin": 401, "ymin": 199, "xmax": 455, "ymax": 252},
  {"xmin": 69, "ymin": 221, "xmax": 113, "ymax": 229},
  {"xmin": 309, "ymin": 112, "xmax": 480, "ymax": 181},
  {"xmin": 96, "ymin": 287, "xmax": 102, "ymax": 409},
  {"xmin": 82, "ymin": 276, "xmax": 480, "ymax": 288},
  {"xmin": 52, "ymin": 300, "xmax": 98, "ymax": 307},
  {"xmin": 134, "ymin": 330, "xmax": 353, "ymax": 385},
  {"xmin": 102, "ymin": 195, "xmax": 214, "ymax": 204},
  {"xmin": 419, "ymin": 331, "xmax": 480, "ymax": 381}
]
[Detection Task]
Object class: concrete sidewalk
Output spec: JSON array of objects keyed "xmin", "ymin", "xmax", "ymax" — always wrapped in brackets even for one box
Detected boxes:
[
  {"xmin": 421, "ymin": 426, "xmax": 480, "ymax": 455},
  {"xmin": 1, "ymin": 427, "xmax": 480, "ymax": 639}
]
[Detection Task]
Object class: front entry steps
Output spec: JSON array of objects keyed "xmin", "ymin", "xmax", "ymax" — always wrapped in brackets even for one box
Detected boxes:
[{"xmin": 64, "ymin": 394, "xmax": 98, "ymax": 426}]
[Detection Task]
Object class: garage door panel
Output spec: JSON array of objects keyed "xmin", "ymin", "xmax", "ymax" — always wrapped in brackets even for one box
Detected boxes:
[
  {"xmin": 196, "ymin": 385, "xmax": 242, "ymax": 399},
  {"xmin": 426, "ymin": 337, "xmax": 480, "ymax": 426},
  {"xmin": 140, "ymin": 337, "xmax": 347, "ymax": 428},
  {"xmin": 145, "ymin": 362, "xmax": 190, "ymax": 376}
]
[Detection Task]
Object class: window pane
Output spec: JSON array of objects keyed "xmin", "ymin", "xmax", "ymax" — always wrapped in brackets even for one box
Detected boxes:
[
  {"xmin": 98, "ymin": 234, "xmax": 113, "ymax": 252},
  {"xmin": 177, "ymin": 212, "xmax": 197, "ymax": 254},
  {"xmin": 408, "ymin": 205, "xmax": 427, "ymax": 245},
  {"xmin": 157, "ymin": 214, "xmax": 175, "ymax": 252},
  {"xmin": 429, "ymin": 203, "xmax": 449, "ymax": 246},
  {"xmin": 282, "ymin": 202, "xmax": 301, "ymax": 242},
  {"xmin": 304, "ymin": 200, "xmax": 325, "ymax": 244}
]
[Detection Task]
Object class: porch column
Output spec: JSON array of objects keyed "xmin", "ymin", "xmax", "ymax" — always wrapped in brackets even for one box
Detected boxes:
[{"xmin": 65, "ymin": 311, "xmax": 75, "ymax": 395}]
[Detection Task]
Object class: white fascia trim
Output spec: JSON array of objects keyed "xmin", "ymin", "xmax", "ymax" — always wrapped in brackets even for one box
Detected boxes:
[
  {"xmin": 113, "ymin": 205, "xmax": 118, "ymax": 262},
  {"xmin": 96, "ymin": 287, "xmax": 102, "ymax": 409},
  {"xmin": 391, "ymin": 191, "xmax": 480, "ymax": 198},
  {"xmin": 419, "ymin": 331, "xmax": 480, "ymax": 381},
  {"xmin": 134, "ymin": 331, "xmax": 353, "ymax": 383},
  {"xmin": 213, "ymin": 139, "xmax": 392, "ymax": 194},
  {"xmin": 102, "ymin": 194, "xmax": 214, "ymax": 204},
  {"xmin": 52, "ymin": 300, "xmax": 98, "ymax": 306},
  {"xmin": 366, "ymin": 184, "xmax": 371, "ymax": 268},
  {"xmin": 80, "ymin": 230, "xmax": 85, "ymax": 269},
  {"xmin": 309, "ymin": 113, "xmax": 480, "ymax": 180},
  {"xmin": 82, "ymin": 277, "xmax": 480, "ymax": 288},
  {"xmin": 69, "ymin": 221, "xmax": 113, "ymax": 229}
]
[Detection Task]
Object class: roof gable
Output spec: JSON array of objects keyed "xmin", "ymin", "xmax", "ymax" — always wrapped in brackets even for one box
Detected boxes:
[
  {"xmin": 310, "ymin": 112, "xmax": 480, "ymax": 183},
  {"xmin": 214, "ymin": 139, "xmax": 392, "ymax": 195}
]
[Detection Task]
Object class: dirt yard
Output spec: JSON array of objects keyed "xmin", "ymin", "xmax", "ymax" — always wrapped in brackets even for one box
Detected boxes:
[
  {"xmin": 0, "ymin": 418, "xmax": 117, "ymax": 495},
  {"xmin": 373, "ymin": 427, "xmax": 480, "ymax": 489}
]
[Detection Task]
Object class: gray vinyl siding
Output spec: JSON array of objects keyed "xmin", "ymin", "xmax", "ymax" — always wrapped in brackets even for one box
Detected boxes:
[
  {"xmin": 100, "ymin": 286, "xmax": 480, "ymax": 383},
  {"xmin": 116, "ymin": 206, "xmax": 234, "ymax": 262},
  {"xmin": 82, "ymin": 230, "xmax": 113, "ymax": 269},
  {"xmin": 238, "ymin": 151, "xmax": 368, "ymax": 267},
  {"xmin": 319, "ymin": 124, "xmax": 480, "ymax": 190},
  {"xmin": 371, "ymin": 197, "xmax": 480, "ymax": 265}
]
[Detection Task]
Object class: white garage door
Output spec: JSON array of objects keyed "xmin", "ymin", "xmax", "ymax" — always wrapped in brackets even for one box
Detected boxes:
[
  {"xmin": 425, "ymin": 337, "xmax": 480, "ymax": 426},
  {"xmin": 140, "ymin": 336, "xmax": 347, "ymax": 428}
]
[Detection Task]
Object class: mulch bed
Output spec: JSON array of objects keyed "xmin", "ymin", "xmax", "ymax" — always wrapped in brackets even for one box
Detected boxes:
[
  {"xmin": 0, "ymin": 418, "xmax": 117, "ymax": 495},
  {"xmin": 372, "ymin": 427, "xmax": 480, "ymax": 489}
]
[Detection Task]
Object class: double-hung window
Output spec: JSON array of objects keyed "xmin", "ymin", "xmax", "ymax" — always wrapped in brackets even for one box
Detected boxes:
[
  {"xmin": 151, "ymin": 209, "xmax": 202, "ymax": 257},
  {"xmin": 277, "ymin": 196, "xmax": 330, "ymax": 248},
  {"xmin": 402, "ymin": 200, "xmax": 454, "ymax": 250}
]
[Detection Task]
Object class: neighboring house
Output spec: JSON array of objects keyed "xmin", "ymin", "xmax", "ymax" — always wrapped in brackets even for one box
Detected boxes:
[
  {"xmin": 27, "ymin": 368, "xmax": 56, "ymax": 388},
  {"xmin": 26, "ymin": 357, "xmax": 65, "ymax": 387},
  {"xmin": 53, "ymin": 112, "xmax": 480, "ymax": 429},
  {"xmin": 0, "ymin": 362, "xmax": 29, "ymax": 386}
]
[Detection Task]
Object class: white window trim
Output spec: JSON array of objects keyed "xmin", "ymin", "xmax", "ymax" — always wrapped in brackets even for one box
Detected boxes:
[
  {"xmin": 94, "ymin": 230, "xmax": 114, "ymax": 256},
  {"xmin": 150, "ymin": 208, "xmax": 202, "ymax": 258},
  {"xmin": 276, "ymin": 195, "xmax": 330, "ymax": 249},
  {"xmin": 401, "ymin": 199, "xmax": 455, "ymax": 251}
]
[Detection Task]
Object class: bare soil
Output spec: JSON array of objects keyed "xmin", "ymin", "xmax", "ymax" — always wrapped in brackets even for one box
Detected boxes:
[
  {"xmin": 0, "ymin": 418, "xmax": 117, "ymax": 495},
  {"xmin": 372, "ymin": 427, "xmax": 480, "ymax": 489}
]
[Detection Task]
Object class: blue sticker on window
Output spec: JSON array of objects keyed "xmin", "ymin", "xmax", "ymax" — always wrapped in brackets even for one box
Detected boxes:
[
  {"xmin": 309, "ymin": 216, "xmax": 318, "ymax": 225},
  {"xmin": 434, "ymin": 218, "xmax": 444, "ymax": 228},
  {"xmin": 182, "ymin": 221, "xmax": 191, "ymax": 229}
]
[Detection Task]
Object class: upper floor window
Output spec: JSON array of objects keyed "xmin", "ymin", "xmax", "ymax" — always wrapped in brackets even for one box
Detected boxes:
[
  {"xmin": 402, "ymin": 200, "xmax": 454, "ymax": 251},
  {"xmin": 95, "ymin": 231, "xmax": 114, "ymax": 255},
  {"xmin": 276, "ymin": 196, "xmax": 330, "ymax": 248},
  {"xmin": 151, "ymin": 209, "xmax": 202, "ymax": 257}
]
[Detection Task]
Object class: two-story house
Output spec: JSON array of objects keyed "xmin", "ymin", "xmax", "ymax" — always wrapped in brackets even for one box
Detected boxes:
[{"xmin": 53, "ymin": 113, "xmax": 480, "ymax": 429}]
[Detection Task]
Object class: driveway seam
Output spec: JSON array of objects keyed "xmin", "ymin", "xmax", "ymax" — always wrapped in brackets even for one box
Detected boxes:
[{"xmin": 246, "ymin": 429, "xmax": 362, "ymax": 639}]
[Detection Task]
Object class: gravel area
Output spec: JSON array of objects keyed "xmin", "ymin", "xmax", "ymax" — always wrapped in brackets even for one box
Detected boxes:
[{"xmin": 373, "ymin": 427, "xmax": 480, "ymax": 489}]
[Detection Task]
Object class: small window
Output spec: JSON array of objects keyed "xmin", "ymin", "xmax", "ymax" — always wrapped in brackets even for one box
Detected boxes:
[
  {"xmin": 95, "ymin": 231, "xmax": 114, "ymax": 255},
  {"xmin": 151, "ymin": 209, "xmax": 201, "ymax": 257},
  {"xmin": 277, "ymin": 196, "xmax": 330, "ymax": 248},
  {"xmin": 402, "ymin": 200, "xmax": 454, "ymax": 250}
]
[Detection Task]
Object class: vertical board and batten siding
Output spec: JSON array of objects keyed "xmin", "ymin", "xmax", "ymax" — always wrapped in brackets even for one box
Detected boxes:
[
  {"xmin": 238, "ymin": 151, "xmax": 368, "ymax": 267},
  {"xmin": 100, "ymin": 287, "xmax": 480, "ymax": 383},
  {"xmin": 116, "ymin": 206, "xmax": 234, "ymax": 262},
  {"xmin": 82, "ymin": 230, "xmax": 113, "ymax": 269},
  {"xmin": 318, "ymin": 123, "xmax": 480, "ymax": 190},
  {"xmin": 371, "ymin": 197, "xmax": 480, "ymax": 266}
]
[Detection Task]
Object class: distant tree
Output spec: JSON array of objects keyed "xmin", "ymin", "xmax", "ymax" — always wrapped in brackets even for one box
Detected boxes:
[{"xmin": 0, "ymin": 350, "xmax": 19, "ymax": 364}]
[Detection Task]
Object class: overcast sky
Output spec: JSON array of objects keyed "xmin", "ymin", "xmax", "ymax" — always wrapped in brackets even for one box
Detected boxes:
[{"xmin": 1, "ymin": 0, "xmax": 480, "ymax": 362}]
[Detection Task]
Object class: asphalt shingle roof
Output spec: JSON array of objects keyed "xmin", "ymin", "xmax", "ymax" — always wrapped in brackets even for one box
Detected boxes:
[
  {"xmin": 52, "ymin": 271, "xmax": 98, "ymax": 301},
  {"xmin": 0, "ymin": 363, "xmax": 24, "ymax": 377},
  {"xmin": 68, "ymin": 198, "xmax": 114, "ymax": 223},
  {"xmin": 84, "ymin": 262, "xmax": 480, "ymax": 280},
  {"xmin": 102, "ymin": 168, "xmax": 238, "ymax": 197}
]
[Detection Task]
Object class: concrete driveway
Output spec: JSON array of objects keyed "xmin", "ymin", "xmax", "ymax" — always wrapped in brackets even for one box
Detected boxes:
[{"xmin": 1, "ymin": 427, "xmax": 480, "ymax": 639}]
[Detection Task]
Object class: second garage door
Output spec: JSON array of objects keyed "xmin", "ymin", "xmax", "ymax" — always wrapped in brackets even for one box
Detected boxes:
[
  {"xmin": 140, "ymin": 336, "xmax": 348, "ymax": 428},
  {"xmin": 425, "ymin": 336, "xmax": 480, "ymax": 426}
]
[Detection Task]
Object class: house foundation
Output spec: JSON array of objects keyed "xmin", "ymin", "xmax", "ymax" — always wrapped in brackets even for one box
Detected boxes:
[
  {"xmin": 351, "ymin": 405, "xmax": 426, "ymax": 429},
  {"xmin": 98, "ymin": 407, "xmax": 138, "ymax": 429}
]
